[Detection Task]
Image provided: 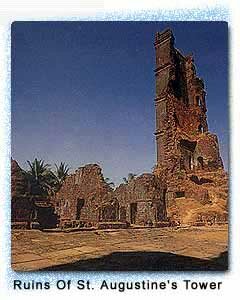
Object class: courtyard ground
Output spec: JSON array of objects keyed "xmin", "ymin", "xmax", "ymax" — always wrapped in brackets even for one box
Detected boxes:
[{"xmin": 11, "ymin": 225, "xmax": 228, "ymax": 271}]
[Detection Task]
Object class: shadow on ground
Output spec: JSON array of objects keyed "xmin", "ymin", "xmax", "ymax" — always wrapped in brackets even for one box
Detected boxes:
[{"xmin": 41, "ymin": 251, "xmax": 228, "ymax": 271}]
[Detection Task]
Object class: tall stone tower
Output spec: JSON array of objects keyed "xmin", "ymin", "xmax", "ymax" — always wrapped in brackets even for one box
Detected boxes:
[{"xmin": 153, "ymin": 29, "xmax": 227, "ymax": 223}]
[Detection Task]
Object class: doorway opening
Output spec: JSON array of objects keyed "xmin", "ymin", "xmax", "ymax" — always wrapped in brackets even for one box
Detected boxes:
[
  {"xmin": 130, "ymin": 203, "xmax": 137, "ymax": 224},
  {"xmin": 76, "ymin": 198, "xmax": 85, "ymax": 220}
]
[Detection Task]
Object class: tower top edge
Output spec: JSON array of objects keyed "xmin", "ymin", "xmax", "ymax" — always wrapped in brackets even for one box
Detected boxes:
[{"xmin": 154, "ymin": 28, "xmax": 174, "ymax": 45}]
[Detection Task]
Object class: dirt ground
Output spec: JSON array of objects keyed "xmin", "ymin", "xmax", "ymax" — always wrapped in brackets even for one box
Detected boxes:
[{"xmin": 11, "ymin": 225, "xmax": 228, "ymax": 271}]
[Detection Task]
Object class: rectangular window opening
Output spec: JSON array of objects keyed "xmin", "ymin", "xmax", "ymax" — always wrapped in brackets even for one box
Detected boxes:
[{"xmin": 175, "ymin": 191, "xmax": 185, "ymax": 198}]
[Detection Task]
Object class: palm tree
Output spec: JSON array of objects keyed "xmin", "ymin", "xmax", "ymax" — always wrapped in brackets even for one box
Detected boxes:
[
  {"xmin": 123, "ymin": 173, "xmax": 137, "ymax": 184},
  {"xmin": 26, "ymin": 158, "xmax": 53, "ymax": 196},
  {"xmin": 104, "ymin": 177, "xmax": 115, "ymax": 189},
  {"xmin": 53, "ymin": 162, "xmax": 70, "ymax": 192}
]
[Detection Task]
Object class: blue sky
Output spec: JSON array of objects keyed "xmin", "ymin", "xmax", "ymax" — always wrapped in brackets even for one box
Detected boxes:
[{"xmin": 11, "ymin": 21, "xmax": 228, "ymax": 185}]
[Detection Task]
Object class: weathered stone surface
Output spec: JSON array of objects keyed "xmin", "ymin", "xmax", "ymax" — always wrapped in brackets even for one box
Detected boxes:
[
  {"xmin": 154, "ymin": 29, "xmax": 222, "ymax": 174},
  {"xmin": 153, "ymin": 28, "xmax": 228, "ymax": 225},
  {"xmin": 114, "ymin": 173, "xmax": 167, "ymax": 226},
  {"xmin": 54, "ymin": 170, "xmax": 167, "ymax": 227},
  {"xmin": 53, "ymin": 164, "xmax": 113, "ymax": 226},
  {"xmin": 11, "ymin": 159, "xmax": 32, "ymax": 224},
  {"xmin": 11, "ymin": 158, "xmax": 28, "ymax": 199}
]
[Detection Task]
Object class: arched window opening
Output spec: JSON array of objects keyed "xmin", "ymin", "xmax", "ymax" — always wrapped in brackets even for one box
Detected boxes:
[
  {"xmin": 175, "ymin": 191, "xmax": 185, "ymax": 198},
  {"xmin": 196, "ymin": 96, "xmax": 201, "ymax": 106}
]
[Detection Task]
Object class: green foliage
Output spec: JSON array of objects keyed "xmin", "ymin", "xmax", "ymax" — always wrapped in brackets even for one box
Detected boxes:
[
  {"xmin": 53, "ymin": 162, "xmax": 70, "ymax": 192},
  {"xmin": 25, "ymin": 159, "xmax": 69, "ymax": 197},
  {"xmin": 26, "ymin": 158, "xmax": 53, "ymax": 196}
]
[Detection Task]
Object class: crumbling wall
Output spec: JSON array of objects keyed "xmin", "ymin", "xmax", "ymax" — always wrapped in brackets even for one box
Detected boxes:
[
  {"xmin": 154, "ymin": 29, "xmax": 223, "ymax": 176},
  {"xmin": 11, "ymin": 159, "xmax": 32, "ymax": 224},
  {"xmin": 114, "ymin": 174, "xmax": 167, "ymax": 226},
  {"xmin": 54, "ymin": 167, "xmax": 167, "ymax": 227},
  {"xmin": 165, "ymin": 168, "xmax": 228, "ymax": 225},
  {"xmin": 54, "ymin": 164, "xmax": 113, "ymax": 226},
  {"xmin": 154, "ymin": 28, "xmax": 228, "ymax": 225},
  {"xmin": 11, "ymin": 159, "xmax": 28, "ymax": 199},
  {"xmin": 195, "ymin": 133, "xmax": 224, "ymax": 170}
]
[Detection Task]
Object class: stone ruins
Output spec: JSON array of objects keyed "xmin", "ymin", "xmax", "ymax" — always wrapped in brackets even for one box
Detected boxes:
[
  {"xmin": 152, "ymin": 29, "xmax": 228, "ymax": 225},
  {"xmin": 11, "ymin": 29, "xmax": 228, "ymax": 229}
]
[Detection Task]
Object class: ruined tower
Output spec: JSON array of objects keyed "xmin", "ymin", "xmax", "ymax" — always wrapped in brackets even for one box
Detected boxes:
[{"xmin": 154, "ymin": 29, "xmax": 228, "ymax": 223}]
